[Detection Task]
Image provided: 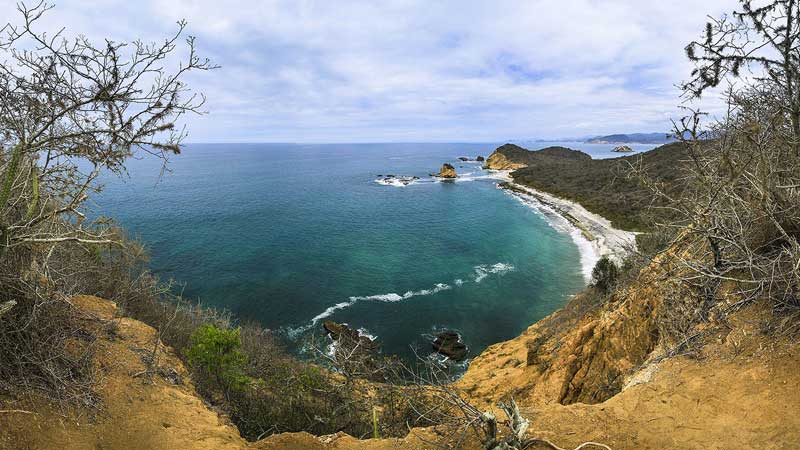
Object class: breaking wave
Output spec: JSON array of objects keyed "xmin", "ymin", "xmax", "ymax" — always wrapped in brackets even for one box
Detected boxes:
[
  {"xmin": 504, "ymin": 186, "xmax": 599, "ymax": 282},
  {"xmin": 289, "ymin": 263, "xmax": 516, "ymax": 339},
  {"xmin": 473, "ymin": 262, "xmax": 515, "ymax": 283}
]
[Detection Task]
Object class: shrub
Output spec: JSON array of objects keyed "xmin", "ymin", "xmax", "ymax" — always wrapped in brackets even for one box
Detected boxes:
[
  {"xmin": 591, "ymin": 256, "xmax": 619, "ymax": 294},
  {"xmin": 187, "ymin": 325, "xmax": 251, "ymax": 394}
]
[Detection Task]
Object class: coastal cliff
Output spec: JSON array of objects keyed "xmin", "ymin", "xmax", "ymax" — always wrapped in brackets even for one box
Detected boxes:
[
  {"xmin": 6, "ymin": 239, "xmax": 799, "ymax": 449},
  {"xmin": 483, "ymin": 149, "xmax": 527, "ymax": 170},
  {"xmin": 483, "ymin": 144, "xmax": 590, "ymax": 170}
]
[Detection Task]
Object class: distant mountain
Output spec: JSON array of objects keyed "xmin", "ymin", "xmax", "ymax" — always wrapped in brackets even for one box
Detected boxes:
[{"xmin": 585, "ymin": 132, "xmax": 674, "ymax": 144}]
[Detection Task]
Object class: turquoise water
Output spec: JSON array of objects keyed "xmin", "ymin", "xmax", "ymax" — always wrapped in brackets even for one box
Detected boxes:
[{"xmin": 93, "ymin": 142, "xmax": 651, "ymax": 363}]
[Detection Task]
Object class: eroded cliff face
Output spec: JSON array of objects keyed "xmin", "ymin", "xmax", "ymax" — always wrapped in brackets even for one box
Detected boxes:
[
  {"xmin": 0, "ymin": 295, "xmax": 248, "ymax": 450},
  {"xmin": 483, "ymin": 151, "xmax": 527, "ymax": 170},
  {"xmin": 458, "ymin": 238, "xmax": 697, "ymax": 406}
]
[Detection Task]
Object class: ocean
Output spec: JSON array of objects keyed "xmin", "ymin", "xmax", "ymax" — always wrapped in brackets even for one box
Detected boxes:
[{"xmin": 92, "ymin": 141, "xmax": 656, "ymax": 364}]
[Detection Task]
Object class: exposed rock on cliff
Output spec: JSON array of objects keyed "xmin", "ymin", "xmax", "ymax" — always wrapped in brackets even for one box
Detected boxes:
[
  {"xmin": 432, "ymin": 163, "xmax": 457, "ymax": 178},
  {"xmin": 0, "ymin": 295, "xmax": 247, "ymax": 450},
  {"xmin": 483, "ymin": 151, "xmax": 527, "ymax": 170},
  {"xmin": 483, "ymin": 143, "xmax": 590, "ymax": 170}
]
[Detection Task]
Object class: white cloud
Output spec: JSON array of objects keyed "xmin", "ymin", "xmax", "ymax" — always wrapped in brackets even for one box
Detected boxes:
[{"xmin": 1, "ymin": 0, "xmax": 740, "ymax": 142}]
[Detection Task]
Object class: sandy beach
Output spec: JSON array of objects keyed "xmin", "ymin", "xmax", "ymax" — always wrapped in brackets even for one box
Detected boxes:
[{"xmin": 489, "ymin": 171, "xmax": 637, "ymax": 274}]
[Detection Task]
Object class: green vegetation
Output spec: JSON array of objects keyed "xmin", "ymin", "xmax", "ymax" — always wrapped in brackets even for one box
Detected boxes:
[
  {"xmin": 187, "ymin": 325, "xmax": 252, "ymax": 394},
  {"xmin": 3, "ymin": 1, "xmax": 800, "ymax": 448},
  {"xmin": 591, "ymin": 256, "xmax": 619, "ymax": 294},
  {"xmin": 503, "ymin": 141, "xmax": 689, "ymax": 231}
]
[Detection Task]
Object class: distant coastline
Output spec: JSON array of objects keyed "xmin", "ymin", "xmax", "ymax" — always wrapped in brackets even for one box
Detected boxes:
[{"xmin": 584, "ymin": 132, "xmax": 673, "ymax": 145}]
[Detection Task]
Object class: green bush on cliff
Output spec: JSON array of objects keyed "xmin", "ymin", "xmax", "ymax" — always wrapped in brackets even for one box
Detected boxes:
[
  {"xmin": 187, "ymin": 325, "xmax": 252, "ymax": 393},
  {"xmin": 591, "ymin": 256, "xmax": 619, "ymax": 294}
]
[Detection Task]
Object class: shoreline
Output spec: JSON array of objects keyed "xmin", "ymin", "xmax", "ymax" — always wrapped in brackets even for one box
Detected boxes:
[{"xmin": 491, "ymin": 171, "xmax": 637, "ymax": 281}]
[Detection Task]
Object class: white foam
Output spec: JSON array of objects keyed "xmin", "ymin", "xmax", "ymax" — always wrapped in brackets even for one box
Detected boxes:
[
  {"xmin": 311, "ymin": 300, "xmax": 357, "ymax": 324},
  {"xmin": 473, "ymin": 262, "xmax": 515, "ymax": 283},
  {"xmin": 374, "ymin": 176, "xmax": 421, "ymax": 187},
  {"xmin": 351, "ymin": 293, "xmax": 405, "ymax": 302},
  {"xmin": 291, "ymin": 263, "xmax": 515, "ymax": 339},
  {"xmin": 402, "ymin": 283, "xmax": 451, "ymax": 298},
  {"xmin": 356, "ymin": 327, "xmax": 378, "ymax": 341},
  {"xmin": 506, "ymin": 189, "xmax": 599, "ymax": 283}
]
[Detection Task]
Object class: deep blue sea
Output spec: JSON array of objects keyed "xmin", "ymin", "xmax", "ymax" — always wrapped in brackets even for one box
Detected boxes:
[{"xmin": 92, "ymin": 141, "xmax": 656, "ymax": 364}]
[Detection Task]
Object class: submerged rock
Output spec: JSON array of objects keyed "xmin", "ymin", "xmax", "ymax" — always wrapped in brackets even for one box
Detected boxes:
[
  {"xmin": 432, "ymin": 330, "xmax": 468, "ymax": 361},
  {"xmin": 432, "ymin": 163, "xmax": 457, "ymax": 178}
]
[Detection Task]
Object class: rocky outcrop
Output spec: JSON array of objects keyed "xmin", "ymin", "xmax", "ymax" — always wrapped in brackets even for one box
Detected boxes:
[
  {"xmin": 322, "ymin": 321, "xmax": 378, "ymax": 350},
  {"xmin": 432, "ymin": 330, "xmax": 468, "ymax": 361},
  {"xmin": 457, "ymin": 236, "xmax": 712, "ymax": 408},
  {"xmin": 0, "ymin": 295, "xmax": 249, "ymax": 450},
  {"xmin": 432, "ymin": 163, "xmax": 457, "ymax": 178},
  {"xmin": 9, "ymin": 248, "xmax": 800, "ymax": 449},
  {"xmin": 483, "ymin": 144, "xmax": 590, "ymax": 170},
  {"xmin": 476, "ymin": 155, "xmax": 484, "ymax": 162},
  {"xmin": 612, "ymin": 145, "xmax": 634, "ymax": 153},
  {"xmin": 483, "ymin": 150, "xmax": 527, "ymax": 170}
]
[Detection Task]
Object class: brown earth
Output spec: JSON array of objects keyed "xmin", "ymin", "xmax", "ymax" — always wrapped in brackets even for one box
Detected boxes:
[{"xmin": 3, "ymin": 238, "xmax": 799, "ymax": 449}]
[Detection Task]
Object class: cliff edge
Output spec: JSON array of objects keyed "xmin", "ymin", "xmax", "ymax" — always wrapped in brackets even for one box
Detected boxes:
[{"xmin": 4, "ymin": 240, "xmax": 800, "ymax": 450}]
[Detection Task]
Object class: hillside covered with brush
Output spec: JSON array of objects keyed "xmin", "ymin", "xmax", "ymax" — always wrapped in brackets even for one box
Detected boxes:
[{"xmin": 485, "ymin": 142, "xmax": 689, "ymax": 231}]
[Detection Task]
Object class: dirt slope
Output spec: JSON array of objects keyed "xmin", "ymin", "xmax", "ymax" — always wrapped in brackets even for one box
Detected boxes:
[
  {"xmin": 3, "ymin": 242, "xmax": 800, "ymax": 450},
  {"xmin": 0, "ymin": 295, "xmax": 247, "ymax": 450}
]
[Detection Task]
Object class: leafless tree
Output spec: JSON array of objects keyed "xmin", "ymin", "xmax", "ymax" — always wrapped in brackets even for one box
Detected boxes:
[
  {"xmin": 684, "ymin": 0, "xmax": 800, "ymax": 153},
  {"xmin": 0, "ymin": 0, "xmax": 214, "ymax": 404},
  {"xmin": 0, "ymin": 1, "xmax": 216, "ymax": 256}
]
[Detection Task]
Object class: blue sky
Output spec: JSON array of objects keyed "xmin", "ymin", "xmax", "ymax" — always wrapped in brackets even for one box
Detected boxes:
[{"xmin": 1, "ymin": 1, "xmax": 737, "ymax": 143}]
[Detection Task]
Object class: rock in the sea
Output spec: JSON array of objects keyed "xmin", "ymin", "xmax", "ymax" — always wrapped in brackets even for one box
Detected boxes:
[
  {"xmin": 432, "ymin": 163, "xmax": 457, "ymax": 178},
  {"xmin": 432, "ymin": 330, "xmax": 468, "ymax": 361},
  {"xmin": 476, "ymin": 155, "xmax": 485, "ymax": 162},
  {"xmin": 322, "ymin": 321, "xmax": 378, "ymax": 350},
  {"xmin": 612, "ymin": 145, "xmax": 635, "ymax": 153},
  {"xmin": 458, "ymin": 156, "xmax": 470, "ymax": 161}
]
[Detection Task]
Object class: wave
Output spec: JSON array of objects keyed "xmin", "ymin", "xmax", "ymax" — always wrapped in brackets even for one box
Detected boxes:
[
  {"xmin": 374, "ymin": 176, "xmax": 421, "ymax": 187},
  {"xmin": 290, "ymin": 263, "xmax": 515, "ymax": 339},
  {"xmin": 473, "ymin": 262, "xmax": 515, "ymax": 283}
]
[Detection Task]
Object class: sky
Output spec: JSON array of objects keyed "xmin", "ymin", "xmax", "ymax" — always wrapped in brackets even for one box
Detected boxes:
[{"xmin": 1, "ymin": 0, "xmax": 739, "ymax": 143}]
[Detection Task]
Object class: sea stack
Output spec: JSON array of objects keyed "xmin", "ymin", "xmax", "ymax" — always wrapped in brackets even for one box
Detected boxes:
[
  {"xmin": 433, "ymin": 163, "xmax": 457, "ymax": 178},
  {"xmin": 432, "ymin": 330, "xmax": 468, "ymax": 361}
]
